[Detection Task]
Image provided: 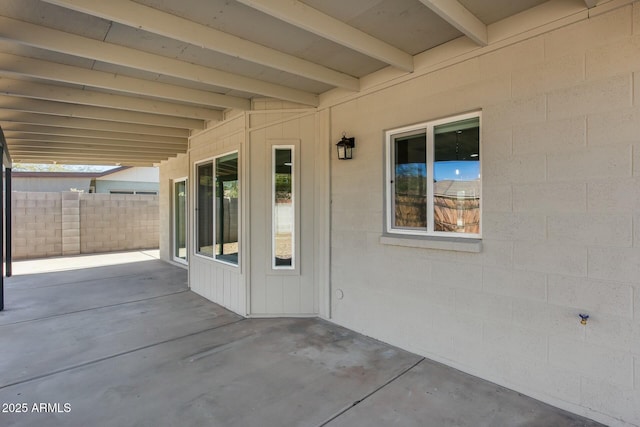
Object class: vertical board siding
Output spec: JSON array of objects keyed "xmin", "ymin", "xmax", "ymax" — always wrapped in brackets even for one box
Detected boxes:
[
  {"xmin": 185, "ymin": 115, "xmax": 246, "ymax": 316},
  {"xmin": 248, "ymin": 110, "xmax": 318, "ymax": 316}
]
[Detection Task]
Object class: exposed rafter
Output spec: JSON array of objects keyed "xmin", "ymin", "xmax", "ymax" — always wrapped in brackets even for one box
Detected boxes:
[
  {"xmin": 9, "ymin": 153, "xmax": 177, "ymax": 167},
  {"xmin": 5, "ymin": 134, "xmax": 186, "ymax": 150},
  {"xmin": 0, "ymin": 112, "xmax": 190, "ymax": 138},
  {"xmin": 0, "ymin": 95, "xmax": 204, "ymax": 129},
  {"xmin": 10, "ymin": 157, "xmax": 158, "ymax": 167},
  {"xmin": 417, "ymin": 0, "xmax": 488, "ymax": 46},
  {"xmin": 0, "ymin": 77, "xmax": 223, "ymax": 121},
  {"xmin": 0, "ymin": 0, "xmax": 585, "ymax": 167},
  {"xmin": 40, "ymin": 0, "xmax": 359, "ymax": 91},
  {"xmin": 9, "ymin": 145, "xmax": 170, "ymax": 157},
  {"xmin": 2, "ymin": 125, "xmax": 185, "ymax": 145},
  {"xmin": 0, "ymin": 17, "xmax": 319, "ymax": 106},
  {"xmin": 0, "ymin": 53, "xmax": 250, "ymax": 111},
  {"xmin": 10, "ymin": 144, "xmax": 183, "ymax": 157},
  {"xmin": 234, "ymin": 0, "xmax": 413, "ymax": 72}
]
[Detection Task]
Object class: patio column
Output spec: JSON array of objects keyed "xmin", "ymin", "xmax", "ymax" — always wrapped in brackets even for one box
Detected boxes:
[
  {"xmin": 5, "ymin": 167, "xmax": 11, "ymax": 278},
  {"xmin": 61, "ymin": 191, "xmax": 81, "ymax": 256}
]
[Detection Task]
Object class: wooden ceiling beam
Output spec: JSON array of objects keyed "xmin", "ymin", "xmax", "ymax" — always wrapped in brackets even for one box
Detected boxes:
[
  {"xmin": 0, "ymin": 95, "xmax": 203, "ymax": 129},
  {"xmin": 0, "ymin": 52, "xmax": 249, "ymax": 111},
  {"xmin": 0, "ymin": 112, "xmax": 189, "ymax": 138},
  {"xmin": 9, "ymin": 148, "xmax": 171, "ymax": 161},
  {"xmin": 0, "ymin": 15, "xmax": 320, "ymax": 105},
  {"xmin": 235, "ymin": 0, "xmax": 413, "ymax": 72},
  {"xmin": 8, "ymin": 145, "xmax": 184, "ymax": 160},
  {"xmin": 40, "ymin": 0, "xmax": 359, "ymax": 91},
  {"xmin": 2, "ymin": 124, "xmax": 186, "ymax": 145},
  {"xmin": 417, "ymin": 0, "xmax": 488, "ymax": 46},
  {"xmin": 0, "ymin": 77, "xmax": 223, "ymax": 120},
  {"xmin": 10, "ymin": 157, "xmax": 157, "ymax": 167},
  {"xmin": 5, "ymin": 134, "xmax": 186, "ymax": 150}
]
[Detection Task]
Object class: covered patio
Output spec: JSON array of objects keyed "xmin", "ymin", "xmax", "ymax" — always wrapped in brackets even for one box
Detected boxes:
[{"xmin": 0, "ymin": 252, "xmax": 601, "ymax": 426}]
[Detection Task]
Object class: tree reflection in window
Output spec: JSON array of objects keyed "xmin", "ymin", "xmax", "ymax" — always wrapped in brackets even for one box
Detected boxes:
[{"xmin": 215, "ymin": 152, "xmax": 239, "ymax": 265}]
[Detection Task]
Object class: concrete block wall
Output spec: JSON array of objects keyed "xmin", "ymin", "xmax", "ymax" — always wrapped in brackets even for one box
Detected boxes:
[
  {"xmin": 62, "ymin": 191, "xmax": 80, "ymax": 255},
  {"xmin": 326, "ymin": 4, "xmax": 640, "ymax": 427},
  {"xmin": 79, "ymin": 193, "xmax": 159, "ymax": 254},
  {"xmin": 11, "ymin": 191, "xmax": 159, "ymax": 260},
  {"xmin": 12, "ymin": 192, "xmax": 62, "ymax": 259}
]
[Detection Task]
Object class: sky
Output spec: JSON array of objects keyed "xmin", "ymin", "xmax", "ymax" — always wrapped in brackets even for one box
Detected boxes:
[
  {"xmin": 434, "ymin": 160, "xmax": 480, "ymax": 181},
  {"xmin": 397, "ymin": 160, "xmax": 480, "ymax": 181}
]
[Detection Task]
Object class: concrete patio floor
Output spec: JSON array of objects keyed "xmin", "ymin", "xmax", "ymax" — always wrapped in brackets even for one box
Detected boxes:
[{"xmin": 0, "ymin": 251, "xmax": 602, "ymax": 427}]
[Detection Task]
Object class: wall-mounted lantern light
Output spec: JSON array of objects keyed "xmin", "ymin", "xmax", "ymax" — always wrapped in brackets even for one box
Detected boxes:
[{"xmin": 336, "ymin": 133, "xmax": 355, "ymax": 160}]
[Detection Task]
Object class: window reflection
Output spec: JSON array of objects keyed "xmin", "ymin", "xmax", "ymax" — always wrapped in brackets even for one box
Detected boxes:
[
  {"xmin": 274, "ymin": 148, "xmax": 293, "ymax": 268},
  {"xmin": 174, "ymin": 180, "xmax": 187, "ymax": 262},
  {"xmin": 215, "ymin": 153, "xmax": 239, "ymax": 265},
  {"xmin": 196, "ymin": 163, "xmax": 213, "ymax": 256},
  {"xmin": 433, "ymin": 118, "xmax": 480, "ymax": 234},
  {"xmin": 393, "ymin": 132, "xmax": 427, "ymax": 228}
]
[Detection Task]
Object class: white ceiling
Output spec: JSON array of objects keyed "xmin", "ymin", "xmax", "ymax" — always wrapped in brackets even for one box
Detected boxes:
[{"xmin": 0, "ymin": 0, "xmax": 593, "ymax": 165}]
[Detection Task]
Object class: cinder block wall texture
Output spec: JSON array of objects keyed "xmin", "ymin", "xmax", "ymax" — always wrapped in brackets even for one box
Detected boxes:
[
  {"xmin": 80, "ymin": 193, "xmax": 159, "ymax": 254},
  {"xmin": 11, "ymin": 192, "xmax": 159, "ymax": 260},
  {"xmin": 156, "ymin": 5, "xmax": 640, "ymax": 425},
  {"xmin": 327, "ymin": 4, "xmax": 640, "ymax": 427},
  {"xmin": 12, "ymin": 192, "xmax": 62, "ymax": 259}
]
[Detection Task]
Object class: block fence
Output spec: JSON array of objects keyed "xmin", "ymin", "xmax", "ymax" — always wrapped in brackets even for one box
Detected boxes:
[{"xmin": 12, "ymin": 191, "xmax": 159, "ymax": 260}]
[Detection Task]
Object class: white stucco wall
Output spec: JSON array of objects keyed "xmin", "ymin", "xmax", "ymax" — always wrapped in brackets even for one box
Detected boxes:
[{"xmin": 324, "ymin": 5, "xmax": 640, "ymax": 427}]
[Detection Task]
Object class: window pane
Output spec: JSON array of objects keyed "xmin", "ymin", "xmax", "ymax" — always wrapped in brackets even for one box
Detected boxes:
[
  {"xmin": 274, "ymin": 148, "xmax": 293, "ymax": 268},
  {"xmin": 433, "ymin": 117, "xmax": 480, "ymax": 234},
  {"xmin": 174, "ymin": 180, "xmax": 187, "ymax": 262},
  {"xmin": 215, "ymin": 153, "xmax": 239, "ymax": 265},
  {"xmin": 393, "ymin": 132, "xmax": 427, "ymax": 228},
  {"xmin": 197, "ymin": 163, "xmax": 213, "ymax": 256}
]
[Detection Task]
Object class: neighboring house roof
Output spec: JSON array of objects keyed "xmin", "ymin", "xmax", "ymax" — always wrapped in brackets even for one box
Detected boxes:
[
  {"xmin": 12, "ymin": 166, "xmax": 159, "ymax": 193},
  {"xmin": 95, "ymin": 167, "xmax": 159, "ymax": 183},
  {"xmin": 434, "ymin": 179, "xmax": 480, "ymax": 198}
]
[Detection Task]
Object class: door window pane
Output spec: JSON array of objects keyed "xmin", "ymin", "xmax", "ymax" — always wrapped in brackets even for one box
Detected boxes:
[
  {"xmin": 215, "ymin": 153, "xmax": 239, "ymax": 265},
  {"xmin": 433, "ymin": 117, "xmax": 480, "ymax": 234},
  {"xmin": 273, "ymin": 148, "xmax": 293, "ymax": 268},
  {"xmin": 392, "ymin": 132, "xmax": 427, "ymax": 229},
  {"xmin": 196, "ymin": 163, "xmax": 213, "ymax": 256}
]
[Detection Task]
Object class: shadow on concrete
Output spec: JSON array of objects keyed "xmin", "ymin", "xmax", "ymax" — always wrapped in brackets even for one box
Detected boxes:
[{"xmin": 0, "ymin": 252, "xmax": 604, "ymax": 427}]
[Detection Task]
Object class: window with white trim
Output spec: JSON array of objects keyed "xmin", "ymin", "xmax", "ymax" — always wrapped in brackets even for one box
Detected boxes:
[
  {"xmin": 195, "ymin": 152, "xmax": 239, "ymax": 265},
  {"xmin": 173, "ymin": 178, "xmax": 187, "ymax": 264},
  {"xmin": 272, "ymin": 146, "xmax": 294, "ymax": 269},
  {"xmin": 196, "ymin": 161, "xmax": 214, "ymax": 257},
  {"xmin": 386, "ymin": 112, "xmax": 481, "ymax": 238}
]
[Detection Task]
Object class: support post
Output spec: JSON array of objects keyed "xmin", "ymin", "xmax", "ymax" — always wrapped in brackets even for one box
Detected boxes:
[
  {"xmin": 0, "ymin": 161, "xmax": 4, "ymax": 311},
  {"xmin": 218, "ymin": 179, "xmax": 224, "ymax": 256},
  {"xmin": 5, "ymin": 167, "xmax": 11, "ymax": 277}
]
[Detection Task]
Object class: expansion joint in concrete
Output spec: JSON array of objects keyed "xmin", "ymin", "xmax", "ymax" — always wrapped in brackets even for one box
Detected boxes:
[
  {"xmin": 317, "ymin": 357, "xmax": 426, "ymax": 427},
  {"xmin": 0, "ymin": 319, "xmax": 246, "ymax": 391}
]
